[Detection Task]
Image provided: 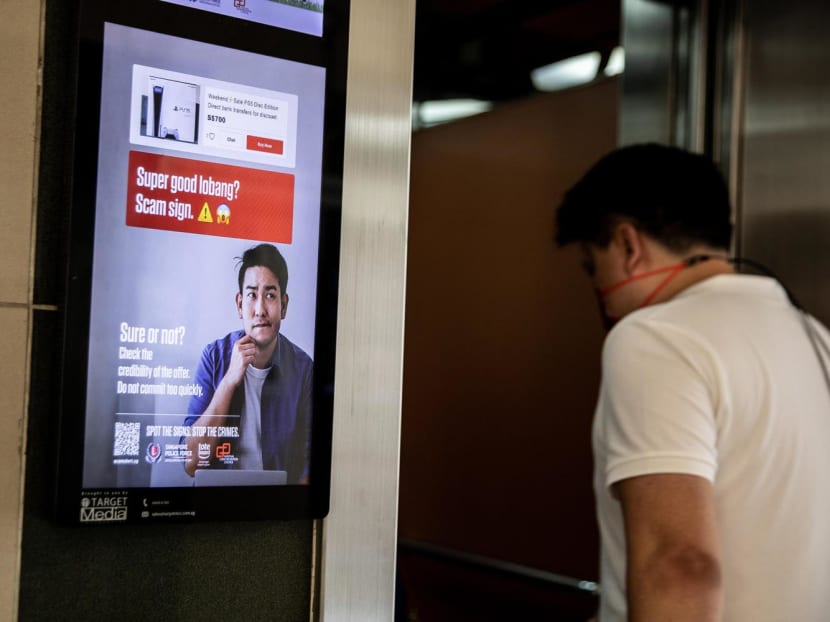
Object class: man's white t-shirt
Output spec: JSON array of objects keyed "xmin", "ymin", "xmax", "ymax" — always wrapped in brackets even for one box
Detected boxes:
[
  {"xmin": 594, "ymin": 274, "xmax": 830, "ymax": 621},
  {"xmin": 238, "ymin": 365, "xmax": 269, "ymax": 469}
]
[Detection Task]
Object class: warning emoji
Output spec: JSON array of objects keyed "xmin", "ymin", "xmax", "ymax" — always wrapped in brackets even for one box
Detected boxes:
[
  {"xmin": 198, "ymin": 202, "xmax": 213, "ymax": 223},
  {"xmin": 217, "ymin": 203, "xmax": 231, "ymax": 225}
]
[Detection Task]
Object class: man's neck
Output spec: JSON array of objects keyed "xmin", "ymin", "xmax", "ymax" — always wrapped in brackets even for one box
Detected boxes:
[
  {"xmin": 651, "ymin": 253, "xmax": 734, "ymax": 305},
  {"xmin": 253, "ymin": 337, "xmax": 278, "ymax": 369}
]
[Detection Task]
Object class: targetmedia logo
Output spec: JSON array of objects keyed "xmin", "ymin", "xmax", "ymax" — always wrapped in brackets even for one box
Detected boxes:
[{"xmin": 80, "ymin": 495, "xmax": 128, "ymax": 523}]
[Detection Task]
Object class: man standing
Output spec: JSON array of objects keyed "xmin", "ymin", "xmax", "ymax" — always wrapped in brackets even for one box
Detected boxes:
[
  {"xmin": 555, "ymin": 144, "xmax": 830, "ymax": 620},
  {"xmin": 185, "ymin": 243, "xmax": 312, "ymax": 484}
]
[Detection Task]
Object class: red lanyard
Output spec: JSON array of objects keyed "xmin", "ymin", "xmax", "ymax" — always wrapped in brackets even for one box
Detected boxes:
[{"xmin": 599, "ymin": 262, "xmax": 687, "ymax": 308}]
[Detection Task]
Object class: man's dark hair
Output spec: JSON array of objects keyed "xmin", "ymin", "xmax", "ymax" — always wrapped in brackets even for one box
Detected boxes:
[
  {"xmin": 236, "ymin": 243, "xmax": 289, "ymax": 295},
  {"xmin": 555, "ymin": 143, "xmax": 733, "ymax": 252}
]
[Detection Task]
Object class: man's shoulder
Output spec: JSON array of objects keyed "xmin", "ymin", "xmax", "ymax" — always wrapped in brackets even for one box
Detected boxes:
[
  {"xmin": 203, "ymin": 329, "xmax": 246, "ymax": 356},
  {"xmin": 602, "ymin": 310, "xmax": 695, "ymax": 368},
  {"xmin": 604, "ymin": 312, "xmax": 662, "ymax": 350},
  {"xmin": 607, "ymin": 274, "xmax": 789, "ymax": 354},
  {"xmin": 277, "ymin": 333, "xmax": 313, "ymax": 368}
]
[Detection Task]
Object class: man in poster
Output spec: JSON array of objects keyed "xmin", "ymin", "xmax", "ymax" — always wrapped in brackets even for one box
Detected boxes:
[{"xmin": 184, "ymin": 243, "xmax": 312, "ymax": 484}]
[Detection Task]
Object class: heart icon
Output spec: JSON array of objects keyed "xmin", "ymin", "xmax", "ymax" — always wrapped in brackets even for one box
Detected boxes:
[{"xmin": 208, "ymin": 133, "xmax": 215, "ymax": 140}]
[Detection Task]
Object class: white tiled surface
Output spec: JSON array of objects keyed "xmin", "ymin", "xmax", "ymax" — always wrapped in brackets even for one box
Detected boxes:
[
  {"xmin": 0, "ymin": 307, "xmax": 28, "ymax": 621},
  {"xmin": 0, "ymin": 0, "xmax": 40, "ymax": 304},
  {"xmin": 0, "ymin": 1, "xmax": 42, "ymax": 620}
]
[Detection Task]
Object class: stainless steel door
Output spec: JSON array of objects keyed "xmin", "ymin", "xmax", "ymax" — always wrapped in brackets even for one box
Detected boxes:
[{"xmin": 738, "ymin": 1, "xmax": 830, "ymax": 323}]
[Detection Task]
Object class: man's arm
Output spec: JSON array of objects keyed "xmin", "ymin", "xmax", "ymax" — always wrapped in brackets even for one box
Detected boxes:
[
  {"xmin": 616, "ymin": 473, "xmax": 723, "ymax": 622},
  {"xmin": 184, "ymin": 335, "xmax": 257, "ymax": 475},
  {"xmin": 298, "ymin": 361, "xmax": 313, "ymax": 484},
  {"xmin": 183, "ymin": 377, "xmax": 237, "ymax": 476}
]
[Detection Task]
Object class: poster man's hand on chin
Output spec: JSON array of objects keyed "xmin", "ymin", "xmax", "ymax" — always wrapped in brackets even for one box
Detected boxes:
[{"xmin": 224, "ymin": 334, "xmax": 257, "ymax": 387}]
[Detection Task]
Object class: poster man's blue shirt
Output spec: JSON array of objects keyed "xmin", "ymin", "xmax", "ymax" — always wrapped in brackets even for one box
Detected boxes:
[{"xmin": 185, "ymin": 329, "xmax": 313, "ymax": 483}]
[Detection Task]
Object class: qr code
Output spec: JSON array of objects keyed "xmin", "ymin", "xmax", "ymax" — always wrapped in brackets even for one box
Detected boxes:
[{"xmin": 113, "ymin": 422, "xmax": 141, "ymax": 457}]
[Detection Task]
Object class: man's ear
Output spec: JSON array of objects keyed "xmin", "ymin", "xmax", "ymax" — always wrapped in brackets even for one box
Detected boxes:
[
  {"xmin": 235, "ymin": 292, "xmax": 243, "ymax": 318},
  {"xmin": 281, "ymin": 293, "xmax": 289, "ymax": 320},
  {"xmin": 616, "ymin": 222, "xmax": 645, "ymax": 274}
]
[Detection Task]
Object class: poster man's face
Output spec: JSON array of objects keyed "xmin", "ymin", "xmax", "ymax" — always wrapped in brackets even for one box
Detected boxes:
[{"xmin": 235, "ymin": 265, "xmax": 288, "ymax": 348}]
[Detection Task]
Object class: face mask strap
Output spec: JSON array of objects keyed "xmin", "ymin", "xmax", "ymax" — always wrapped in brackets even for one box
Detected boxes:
[
  {"xmin": 638, "ymin": 263, "xmax": 687, "ymax": 307},
  {"xmin": 598, "ymin": 255, "xmax": 722, "ymax": 322},
  {"xmin": 598, "ymin": 262, "xmax": 687, "ymax": 298}
]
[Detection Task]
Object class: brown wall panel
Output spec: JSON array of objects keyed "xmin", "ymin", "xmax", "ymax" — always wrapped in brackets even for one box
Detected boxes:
[{"xmin": 400, "ymin": 78, "xmax": 618, "ymax": 580}]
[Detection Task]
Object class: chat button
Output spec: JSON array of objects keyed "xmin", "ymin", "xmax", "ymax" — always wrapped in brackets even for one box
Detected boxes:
[{"xmin": 246, "ymin": 135, "xmax": 284, "ymax": 155}]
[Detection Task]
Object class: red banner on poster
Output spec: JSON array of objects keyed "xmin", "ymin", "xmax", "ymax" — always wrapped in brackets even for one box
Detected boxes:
[{"xmin": 126, "ymin": 150, "xmax": 294, "ymax": 243}]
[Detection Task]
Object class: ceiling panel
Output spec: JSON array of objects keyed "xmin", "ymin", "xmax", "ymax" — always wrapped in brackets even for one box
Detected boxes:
[{"xmin": 414, "ymin": 0, "xmax": 620, "ymax": 102}]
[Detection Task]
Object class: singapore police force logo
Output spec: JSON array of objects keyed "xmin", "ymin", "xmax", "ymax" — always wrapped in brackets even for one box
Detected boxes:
[{"xmin": 146, "ymin": 442, "xmax": 162, "ymax": 464}]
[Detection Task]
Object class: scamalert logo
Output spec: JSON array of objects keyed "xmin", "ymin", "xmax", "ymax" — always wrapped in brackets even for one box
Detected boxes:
[
  {"xmin": 79, "ymin": 496, "xmax": 128, "ymax": 523},
  {"xmin": 216, "ymin": 442, "xmax": 232, "ymax": 458}
]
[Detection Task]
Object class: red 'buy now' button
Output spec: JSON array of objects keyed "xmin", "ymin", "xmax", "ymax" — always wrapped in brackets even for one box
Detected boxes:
[{"xmin": 246, "ymin": 135, "xmax": 284, "ymax": 155}]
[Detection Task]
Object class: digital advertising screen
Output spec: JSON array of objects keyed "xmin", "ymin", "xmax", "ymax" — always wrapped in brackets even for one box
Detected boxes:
[{"xmin": 56, "ymin": 0, "xmax": 347, "ymax": 524}]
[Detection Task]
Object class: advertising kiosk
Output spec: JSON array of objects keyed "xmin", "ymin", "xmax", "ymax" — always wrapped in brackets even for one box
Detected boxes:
[{"xmin": 56, "ymin": 0, "xmax": 349, "ymax": 523}]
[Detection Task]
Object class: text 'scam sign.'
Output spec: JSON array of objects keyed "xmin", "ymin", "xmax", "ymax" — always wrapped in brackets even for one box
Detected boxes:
[{"xmin": 126, "ymin": 150, "xmax": 294, "ymax": 243}]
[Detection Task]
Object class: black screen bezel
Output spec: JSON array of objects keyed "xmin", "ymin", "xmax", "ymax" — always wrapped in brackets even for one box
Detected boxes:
[{"xmin": 54, "ymin": 0, "xmax": 348, "ymax": 524}]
